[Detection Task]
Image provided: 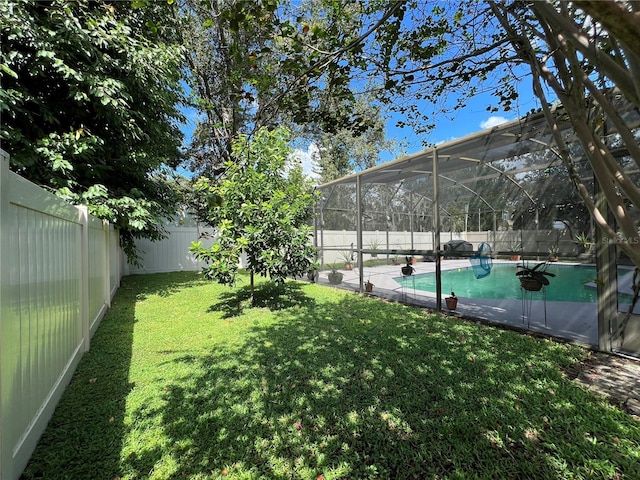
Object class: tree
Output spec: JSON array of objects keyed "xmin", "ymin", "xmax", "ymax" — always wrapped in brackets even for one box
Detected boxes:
[
  {"xmin": 314, "ymin": 88, "xmax": 403, "ymax": 184},
  {"xmin": 488, "ymin": 0, "xmax": 640, "ymax": 266},
  {"xmin": 189, "ymin": 126, "xmax": 318, "ymax": 301},
  {"xmin": 1, "ymin": 0, "xmax": 185, "ymax": 261},
  {"xmin": 180, "ymin": 0, "xmax": 405, "ymax": 177},
  {"xmin": 179, "ymin": 0, "xmax": 280, "ymax": 175}
]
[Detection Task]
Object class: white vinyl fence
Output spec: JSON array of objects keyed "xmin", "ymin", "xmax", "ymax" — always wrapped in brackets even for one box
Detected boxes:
[
  {"xmin": 316, "ymin": 229, "xmax": 575, "ymax": 265},
  {"xmin": 0, "ymin": 150, "xmax": 121, "ymax": 480},
  {"xmin": 124, "ymin": 226, "xmax": 214, "ymax": 275}
]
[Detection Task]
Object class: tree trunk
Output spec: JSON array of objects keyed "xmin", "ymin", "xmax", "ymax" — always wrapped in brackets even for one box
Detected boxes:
[
  {"xmin": 489, "ymin": 0, "xmax": 640, "ymax": 269},
  {"xmin": 250, "ymin": 270, "xmax": 255, "ymax": 305}
]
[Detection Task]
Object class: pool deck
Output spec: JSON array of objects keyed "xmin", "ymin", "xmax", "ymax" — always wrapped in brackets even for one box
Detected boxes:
[{"xmin": 317, "ymin": 260, "xmax": 599, "ymax": 346}]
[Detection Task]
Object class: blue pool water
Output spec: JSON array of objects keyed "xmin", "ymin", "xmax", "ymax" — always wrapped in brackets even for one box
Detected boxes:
[{"xmin": 395, "ymin": 263, "xmax": 631, "ymax": 303}]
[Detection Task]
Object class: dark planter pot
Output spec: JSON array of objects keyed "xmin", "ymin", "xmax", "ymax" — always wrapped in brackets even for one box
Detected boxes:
[
  {"xmin": 328, "ymin": 272, "xmax": 343, "ymax": 285},
  {"xmin": 401, "ymin": 265, "xmax": 414, "ymax": 276},
  {"xmin": 365, "ymin": 282, "xmax": 374, "ymax": 293},
  {"xmin": 519, "ymin": 277, "xmax": 543, "ymax": 291},
  {"xmin": 445, "ymin": 297, "xmax": 458, "ymax": 310}
]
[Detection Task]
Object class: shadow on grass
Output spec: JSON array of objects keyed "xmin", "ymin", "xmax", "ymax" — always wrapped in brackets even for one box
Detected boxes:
[
  {"xmin": 21, "ymin": 273, "xmax": 640, "ymax": 479},
  {"xmin": 130, "ymin": 292, "xmax": 640, "ymax": 479},
  {"xmin": 208, "ymin": 280, "xmax": 316, "ymax": 318},
  {"xmin": 20, "ymin": 272, "xmax": 202, "ymax": 480}
]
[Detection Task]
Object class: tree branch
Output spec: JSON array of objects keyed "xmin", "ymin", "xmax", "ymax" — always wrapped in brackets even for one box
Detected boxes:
[
  {"xmin": 254, "ymin": 1, "xmax": 406, "ymax": 129},
  {"xmin": 534, "ymin": 5, "xmax": 640, "ymax": 209},
  {"xmin": 532, "ymin": 1, "xmax": 639, "ymax": 108},
  {"xmin": 489, "ymin": 0, "xmax": 640, "ymax": 266},
  {"xmin": 573, "ymin": 0, "xmax": 640, "ymax": 58},
  {"xmin": 381, "ymin": 37, "xmax": 512, "ymax": 77},
  {"xmin": 582, "ymin": 75, "xmax": 640, "ymax": 171}
]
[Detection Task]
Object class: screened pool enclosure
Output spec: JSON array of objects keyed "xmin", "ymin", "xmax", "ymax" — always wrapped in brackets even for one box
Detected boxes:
[{"xmin": 313, "ymin": 107, "xmax": 640, "ymax": 357}]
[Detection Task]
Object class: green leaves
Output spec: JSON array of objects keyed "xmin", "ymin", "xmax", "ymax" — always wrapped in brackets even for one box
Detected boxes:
[
  {"xmin": 190, "ymin": 126, "xmax": 318, "ymax": 289},
  {"xmin": 2, "ymin": 0, "xmax": 185, "ymax": 263}
]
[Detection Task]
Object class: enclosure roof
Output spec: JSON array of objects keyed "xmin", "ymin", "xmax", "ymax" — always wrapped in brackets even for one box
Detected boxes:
[{"xmin": 318, "ymin": 109, "xmax": 560, "ymax": 189}]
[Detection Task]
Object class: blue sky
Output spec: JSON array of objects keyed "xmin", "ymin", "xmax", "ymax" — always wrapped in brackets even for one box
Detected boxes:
[
  {"xmin": 291, "ymin": 81, "xmax": 542, "ymax": 179},
  {"xmin": 179, "ymin": 79, "xmax": 542, "ymax": 180}
]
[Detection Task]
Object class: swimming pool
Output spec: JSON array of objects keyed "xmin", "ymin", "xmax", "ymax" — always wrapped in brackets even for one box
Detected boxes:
[{"xmin": 395, "ymin": 263, "xmax": 631, "ymax": 303}]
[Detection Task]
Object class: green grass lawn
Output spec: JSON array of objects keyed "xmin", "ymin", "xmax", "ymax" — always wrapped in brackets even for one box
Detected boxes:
[{"xmin": 22, "ymin": 272, "xmax": 640, "ymax": 480}]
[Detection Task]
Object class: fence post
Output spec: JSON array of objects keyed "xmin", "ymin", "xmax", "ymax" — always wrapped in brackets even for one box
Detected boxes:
[
  {"xmin": 103, "ymin": 221, "xmax": 111, "ymax": 308},
  {"xmin": 77, "ymin": 206, "xmax": 90, "ymax": 352},
  {"xmin": 0, "ymin": 149, "xmax": 9, "ymax": 480}
]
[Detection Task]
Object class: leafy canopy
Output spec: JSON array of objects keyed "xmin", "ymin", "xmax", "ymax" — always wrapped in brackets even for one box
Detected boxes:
[
  {"xmin": 180, "ymin": 0, "xmax": 402, "ymax": 178},
  {"xmin": 190, "ymin": 126, "xmax": 318, "ymax": 288},
  {"xmin": 1, "ymin": 0, "xmax": 185, "ymax": 261}
]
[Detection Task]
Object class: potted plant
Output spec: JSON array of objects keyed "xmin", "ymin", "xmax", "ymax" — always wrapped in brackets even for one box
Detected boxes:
[
  {"xmin": 365, "ymin": 279, "xmax": 374, "ymax": 292},
  {"xmin": 516, "ymin": 262, "xmax": 555, "ymax": 291},
  {"xmin": 445, "ymin": 291, "xmax": 458, "ymax": 310},
  {"xmin": 401, "ymin": 256, "xmax": 414, "ymax": 276},
  {"xmin": 548, "ymin": 244, "xmax": 560, "ymax": 262},
  {"xmin": 368, "ymin": 239, "xmax": 380, "ymax": 258},
  {"xmin": 339, "ymin": 250, "xmax": 354, "ymax": 270},
  {"xmin": 509, "ymin": 242, "xmax": 522, "ymax": 261},
  {"xmin": 575, "ymin": 232, "xmax": 593, "ymax": 254},
  {"xmin": 327, "ymin": 264, "xmax": 343, "ymax": 285}
]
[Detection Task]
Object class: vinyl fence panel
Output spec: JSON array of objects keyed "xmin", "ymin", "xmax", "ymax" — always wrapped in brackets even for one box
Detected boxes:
[
  {"xmin": 86, "ymin": 210, "xmax": 110, "ymax": 337},
  {"xmin": 0, "ymin": 150, "xmax": 121, "ymax": 480},
  {"xmin": 125, "ymin": 226, "xmax": 214, "ymax": 275}
]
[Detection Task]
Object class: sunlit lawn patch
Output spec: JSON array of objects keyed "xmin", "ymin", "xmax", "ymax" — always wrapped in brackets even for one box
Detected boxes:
[{"xmin": 23, "ymin": 272, "xmax": 640, "ymax": 479}]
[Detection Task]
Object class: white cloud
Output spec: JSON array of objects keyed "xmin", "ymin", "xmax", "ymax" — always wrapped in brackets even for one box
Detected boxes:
[
  {"xmin": 435, "ymin": 137, "xmax": 457, "ymax": 146},
  {"xmin": 290, "ymin": 143, "xmax": 320, "ymax": 181},
  {"xmin": 480, "ymin": 116, "xmax": 509, "ymax": 129}
]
